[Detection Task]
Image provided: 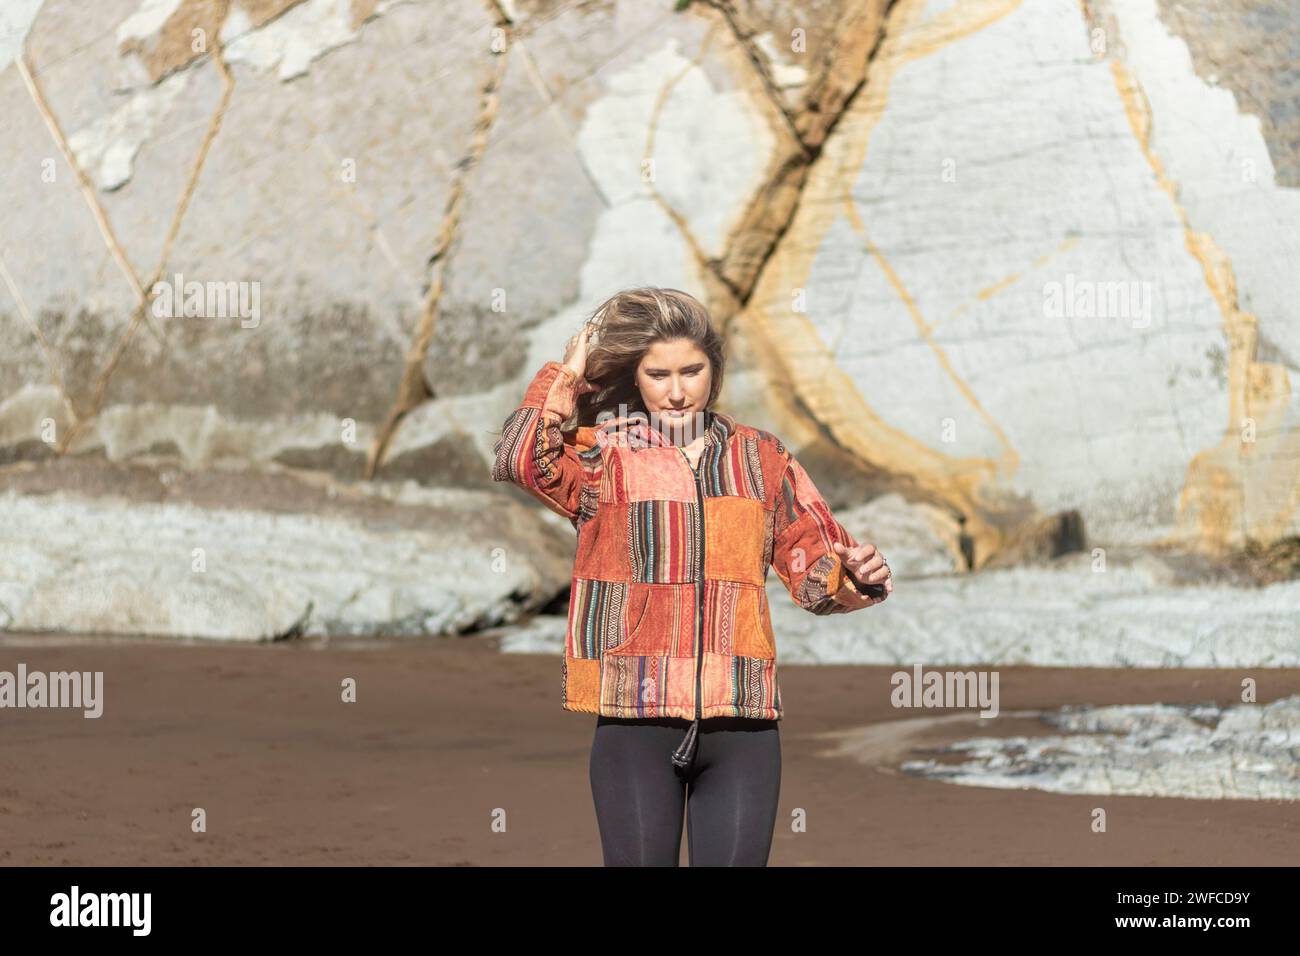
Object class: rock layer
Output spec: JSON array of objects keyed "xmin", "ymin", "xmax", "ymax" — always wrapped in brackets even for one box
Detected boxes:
[{"xmin": 1, "ymin": 0, "xmax": 1295, "ymax": 639}]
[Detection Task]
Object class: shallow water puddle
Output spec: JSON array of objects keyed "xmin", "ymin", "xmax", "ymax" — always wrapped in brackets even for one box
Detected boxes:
[{"xmin": 819, "ymin": 696, "xmax": 1300, "ymax": 802}]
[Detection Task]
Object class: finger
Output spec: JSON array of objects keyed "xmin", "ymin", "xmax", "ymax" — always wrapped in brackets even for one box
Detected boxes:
[
  {"xmin": 838, "ymin": 543, "xmax": 873, "ymax": 580},
  {"xmin": 833, "ymin": 544, "xmax": 859, "ymax": 575},
  {"xmin": 879, "ymin": 559, "xmax": 893, "ymax": 585},
  {"xmin": 858, "ymin": 553, "xmax": 884, "ymax": 579}
]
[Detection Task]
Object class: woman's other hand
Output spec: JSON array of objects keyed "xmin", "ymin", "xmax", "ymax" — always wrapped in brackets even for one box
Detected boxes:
[{"xmin": 832, "ymin": 540, "xmax": 892, "ymax": 605}]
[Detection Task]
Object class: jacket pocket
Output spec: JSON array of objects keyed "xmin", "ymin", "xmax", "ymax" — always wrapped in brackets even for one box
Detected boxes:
[
  {"xmin": 731, "ymin": 581, "xmax": 777, "ymax": 660},
  {"xmin": 608, "ymin": 583, "xmax": 693, "ymax": 658}
]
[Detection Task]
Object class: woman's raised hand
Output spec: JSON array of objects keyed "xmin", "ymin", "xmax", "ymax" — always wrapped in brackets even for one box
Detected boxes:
[{"xmin": 562, "ymin": 324, "xmax": 599, "ymax": 392}]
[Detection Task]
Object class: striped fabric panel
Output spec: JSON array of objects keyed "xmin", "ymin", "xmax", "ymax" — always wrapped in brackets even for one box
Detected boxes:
[
  {"xmin": 597, "ymin": 445, "xmax": 624, "ymax": 503},
  {"xmin": 770, "ymin": 453, "xmax": 864, "ymax": 615},
  {"xmin": 739, "ymin": 434, "xmax": 766, "ymax": 500},
  {"xmin": 803, "ymin": 557, "xmax": 863, "ymax": 615},
  {"xmin": 731, "ymin": 656, "xmax": 778, "ymax": 718},
  {"xmin": 574, "ymin": 440, "xmax": 605, "ymax": 528},
  {"xmin": 773, "ymin": 455, "xmax": 844, "ymax": 544},
  {"xmin": 706, "ymin": 578, "xmax": 740, "ymax": 658},
  {"xmin": 491, "ymin": 404, "xmax": 571, "ymax": 512},
  {"xmin": 490, "ymin": 406, "xmax": 536, "ymax": 485},
  {"xmin": 773, "ymin": 461, "xmax": 801, "ymax": 540},
  {"xmin": 627, "ymin": 500, "xmax": 698, "ymax": 583},
  {"xmin": 568, "ymin": 579, "xmax": 626, "ymax": 658},
  {"xmin": 749, "ymin": 426, "xmax": 787, "ymax": 456},
  {"xmin": 703, "ymin": 433, "xmax": 765, "ymax": 499},
  {"xmin": 600, "ymin": 655, "xmax": 674, "ymax": 717},
  {"xmin": 492, "ymin": 405, "xmax": 604, "ymax": 527},
  {"xmin": 576, "ymin": 480, "xmax": 599, "ymax": 531},
  {"xmin": 796, "ymin": 552, "xmax": 840, "ymax": 615},
  {"xmin": 695, "ymin": 412, "xmax": 732, "ymax": 496},
  {"xmin": 531, "ymin": 416, "xmax": 565, "ymax": 488}
]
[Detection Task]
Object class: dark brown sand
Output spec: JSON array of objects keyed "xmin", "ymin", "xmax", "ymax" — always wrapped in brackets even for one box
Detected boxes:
[{"xmin": 1, "ymin": 633, "xmax": 1296, "ymax": 866}]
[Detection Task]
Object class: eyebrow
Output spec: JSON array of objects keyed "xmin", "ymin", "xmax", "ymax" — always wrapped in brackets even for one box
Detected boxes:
[{"xmin": 644, "ymin": 362, "xmax": 706, "ymax": 373}]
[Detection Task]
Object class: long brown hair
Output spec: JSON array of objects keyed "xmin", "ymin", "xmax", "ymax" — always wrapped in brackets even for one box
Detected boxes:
[{"xmin": 571, "ymin": 287, "xmax": 725, "ymax": 429}]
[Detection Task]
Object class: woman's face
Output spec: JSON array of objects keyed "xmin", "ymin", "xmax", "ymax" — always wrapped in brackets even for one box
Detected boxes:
[{"xmin": 635, "ymin": 338, "xmax": 712, "ymax": 439}]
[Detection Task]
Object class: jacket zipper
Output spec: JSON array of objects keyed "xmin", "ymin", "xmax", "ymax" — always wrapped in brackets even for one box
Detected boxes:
[
  {"xmin": 693, "ymin": 464, "xmax": 704, "ymax": 720},
  {"xmin": 670, "ymin": 442, "xmax": 705, "ymax": 770}
]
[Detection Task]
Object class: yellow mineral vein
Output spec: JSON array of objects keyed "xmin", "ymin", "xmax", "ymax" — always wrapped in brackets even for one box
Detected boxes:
[
  {"xmin": 366, "ymin": 1, "xmax": 513, "ymax": 477},
  {"xmin": 1110, "ymin": 58, "xmax": 1297, "ymax": 551},
  {"xmin": 741, "ymin": 0, "xmax": 1024, "ymax": 568},
  {"xmin": 840, "ymin": 196, "xmax": 1020, "ymax": 477},
  {"xmin": 18, "ymin": 4, "xmax": 237, "ymax": 452},
  {"xmin": 644, "ymin": 20, "xmax": 723, "ymax": 277},
  {"xmin": 939, "ymin": 236, "xmax": 1079, "ymax": 333}
]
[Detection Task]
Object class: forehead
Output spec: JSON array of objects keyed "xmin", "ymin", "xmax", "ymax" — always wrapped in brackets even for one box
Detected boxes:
[{"xmin": 639, "ymin": 338, "xmax": 707, "ymax": 367}]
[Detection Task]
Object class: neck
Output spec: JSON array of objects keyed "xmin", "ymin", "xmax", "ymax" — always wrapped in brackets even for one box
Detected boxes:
[{"xmin": 655, "ymin": 409, "xmax": 710, "ymax": 447}]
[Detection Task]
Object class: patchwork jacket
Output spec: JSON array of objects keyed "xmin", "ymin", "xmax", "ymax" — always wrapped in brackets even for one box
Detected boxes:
[{"xmin": 492, "ymin": 360, "xmax": 879, "ymax": 725}]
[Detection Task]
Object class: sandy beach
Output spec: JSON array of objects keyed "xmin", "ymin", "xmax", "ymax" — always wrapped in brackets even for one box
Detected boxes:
[{"xmin": 2, "ymin": 633, "xmax": 1297, "ymax": 866}]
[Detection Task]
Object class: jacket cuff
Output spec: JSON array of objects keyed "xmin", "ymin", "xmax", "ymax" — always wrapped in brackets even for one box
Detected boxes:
[
  {"xmin": 823, "ymin": 553, "xmax": 846, "ymax": 595},
  {"xmin": 830, "ymin": 554, "xmax": 881, "ymax": 605},
  {"xmin": 836, "ymin": 568, "xmax": 867, "ymax": 599},
  {"xmin": 522, "ymin": 361, "xmax": 581, "ymax": 421}
]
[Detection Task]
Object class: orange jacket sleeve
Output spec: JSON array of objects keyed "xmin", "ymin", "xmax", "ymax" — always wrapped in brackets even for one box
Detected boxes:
[
  {"xmin": 769, "ymin": 452, "xmax": 875, "ymax": 614},
  {"xmin": 491, "ymin": 361, "xmax": 598, "ymax": 525}
]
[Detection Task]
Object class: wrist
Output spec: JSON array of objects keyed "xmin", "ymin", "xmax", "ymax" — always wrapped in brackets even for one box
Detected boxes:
[{"xmin": 834, "ymin": 569, "xmax": 867, "ymax": 600}]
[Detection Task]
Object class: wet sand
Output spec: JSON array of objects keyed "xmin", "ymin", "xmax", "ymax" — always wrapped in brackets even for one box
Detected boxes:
[{"xmin": 1, "ymin": 633, "xmax": 1297, "ymax": 866}]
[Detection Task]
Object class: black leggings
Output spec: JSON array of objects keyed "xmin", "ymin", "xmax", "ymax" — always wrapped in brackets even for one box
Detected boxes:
[{"xmin": 589, "ymin": 715, "xmax": 781, "ymax": 866}]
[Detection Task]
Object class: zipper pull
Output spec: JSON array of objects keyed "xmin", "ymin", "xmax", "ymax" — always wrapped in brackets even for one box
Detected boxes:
[{"xmin": 670, "ymin": 718, "xmax": 700, "ymax": 771}]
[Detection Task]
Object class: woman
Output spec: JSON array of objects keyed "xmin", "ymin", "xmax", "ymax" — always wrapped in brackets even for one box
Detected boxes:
[{"xmin": 492, "ymin": 287, "xmax": 892, "ymax": 866}]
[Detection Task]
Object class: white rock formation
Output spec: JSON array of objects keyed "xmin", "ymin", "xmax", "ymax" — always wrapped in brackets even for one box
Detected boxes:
[{"xmin": 894, "ymin": 695, "xmax": 1300, "ymax": 802}]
